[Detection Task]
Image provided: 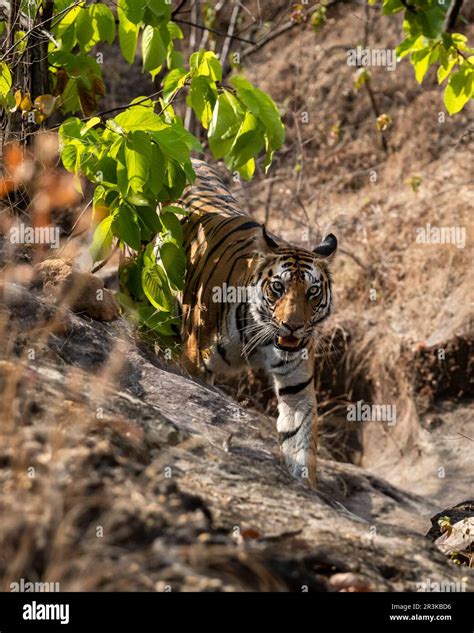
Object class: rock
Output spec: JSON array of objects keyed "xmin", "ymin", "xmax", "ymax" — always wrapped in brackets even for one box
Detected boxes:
[
  {"xmin": 427, "ymin": 500, "xmax": 474, "ymax": 540},
  {"xmin": 32, "ymin": 258, "xmax": 119, "ymax": 321},
  {"xmin": 427, "ymin": 500, "xmax": 474, "ymax": 566},
  {"xmin": 434, "ymin": 518, "xmax": 474, "ymax": 557},
  {"xmin": 328, "ymin": 572, "xmax": 372, "ymax": 592},
  {"xmin": 0, "ymin": 282, "xmax": 472, "ymax": 592}
]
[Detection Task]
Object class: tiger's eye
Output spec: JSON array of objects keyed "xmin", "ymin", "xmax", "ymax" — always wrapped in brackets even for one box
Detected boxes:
[
  {"xmin": 308, "ymin": 285, "xmax": 321, "ymax": 297},
  {"xmin": 270, "ymin": 281, "xmax": 284, "ymax": 295}
]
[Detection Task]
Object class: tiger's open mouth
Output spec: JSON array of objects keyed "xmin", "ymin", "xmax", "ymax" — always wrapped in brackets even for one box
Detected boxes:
[{"xmin": 274, "ymin": 335, "xmax": 306, "ymax": 352}]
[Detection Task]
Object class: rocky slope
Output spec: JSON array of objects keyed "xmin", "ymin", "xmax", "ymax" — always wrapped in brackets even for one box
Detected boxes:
[{"xmin": 0, "ymin": 281, "xmax": 471, "ymax": 592}]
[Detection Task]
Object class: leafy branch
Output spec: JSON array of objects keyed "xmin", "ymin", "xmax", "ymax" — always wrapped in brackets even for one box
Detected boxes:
[
  {"xmin": 373, "ymin": 0, "xmax": 474, "ymax": 115},
  {"xmin": 0, "ymin": 0, "xmax": 285, "ymax": 341}
]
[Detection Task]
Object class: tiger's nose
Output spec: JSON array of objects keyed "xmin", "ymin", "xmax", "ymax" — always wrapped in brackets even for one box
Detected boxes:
[{"xmin": 282, "ymin": 321, "xmax": 304, "ymax": 333}]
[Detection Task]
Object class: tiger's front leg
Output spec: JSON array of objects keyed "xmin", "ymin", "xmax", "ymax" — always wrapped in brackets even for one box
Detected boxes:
[{"xmin": 270, "ymin": 359, "xmax": 317, "ymax": 488}]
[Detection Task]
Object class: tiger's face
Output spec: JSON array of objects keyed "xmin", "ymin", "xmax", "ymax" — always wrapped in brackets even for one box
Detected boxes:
[{"xmin": 252, "ymin": 234, "xmax": 337, "ymax": 353}]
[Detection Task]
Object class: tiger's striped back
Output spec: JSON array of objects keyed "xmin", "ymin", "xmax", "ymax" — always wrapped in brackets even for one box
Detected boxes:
[{"xmin": 179, "ymin": 159, "xmax": 268, "ymax": 370}]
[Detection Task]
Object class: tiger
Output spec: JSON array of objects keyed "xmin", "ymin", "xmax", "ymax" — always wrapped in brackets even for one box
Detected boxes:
[{"xmin": 177, "ymin": 159, "xmax": 337, "ymax": 487}]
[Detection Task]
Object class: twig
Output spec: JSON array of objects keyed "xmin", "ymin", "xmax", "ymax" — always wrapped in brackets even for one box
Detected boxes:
[
  {"xmin": 292, "ymin": 111, "xmax": 305, "ymax": 196},
  {"xmin": 95, "ymin": 90, "xmax": 164, "ymax": 118},
  {"xmin": 220, "ymin": 2, "xmax": 240, "ymax": 68},
  {"xmin": 264, "ymin": 178, "xmax": 275, "ymax": 224},
  {"xmin": 444, "ymin": 0, "xmax": 463, "ymax": 31},
  {"xmin": 364, "ymin": 80, "xmax": 388, "ymax": 153},
  {"xmin": 241, "ymin": 20, "xmax": 295, "ymax": 60},
  {"xmin": 184, "ymin": 3, "xmax": 198, "ymax": 135},
  {"xmin": 0, "ymin": 1, "xmax": 82, "ymax": 61},
  {"xmin": 91, "ymin": 245, "xmax": 119, "ymax": 274},
  {"xmin": 174, "ymin": 18, "xmax": 254, "ymax": 44},
  {"xmin": 171, "ymin": 0, "xmax": 188, "ymax": 18},
  {"xmin": 338, "ymin": 247, "xmax": 368, "ymax": 271}
]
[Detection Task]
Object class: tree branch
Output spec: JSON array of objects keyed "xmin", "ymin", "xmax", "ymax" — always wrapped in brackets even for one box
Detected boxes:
[
  {"xmin": 174, "ymin": 18, "xmax": 255, "ymax": 45},
  {"xmin": 444, "ymin": 0, "xmax": 463, "ymax": 32},
  {"xmin": 240, "ymin": 21, "xmax": 296, "ymax": 60},
  {"xmin": 364, "ymin": 80, "xmax": 388, "ymax": 153},
  {"xmin": 0, "ymin": 0, "xmax": 82, "ymax": 61},
  {"xmin": 220, "ymin": 3, "xmax": 240, "ymax": 69}
]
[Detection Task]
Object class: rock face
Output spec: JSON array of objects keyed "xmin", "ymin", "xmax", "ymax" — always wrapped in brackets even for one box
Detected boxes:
[
  {"xmin": 0, "ymin": 283, "xmax": 472, "ymax": 592},
  {"xmin": 31, "ymin": 258, "xmax": 120, "ymax": 321}
]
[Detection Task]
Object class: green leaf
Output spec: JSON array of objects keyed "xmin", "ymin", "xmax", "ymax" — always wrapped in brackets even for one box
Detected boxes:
[
  {"xmin": 126, "ymin": 193, "xmax": 150, "ymax": 206},
  {"xmin": 90, "ymin": 4, "xmax": 115, "ymax": 45},
  {"xmin": 190, "ymin": 51, "xmax": 222, "ymax": 81},
  {"xmin": 411, "ymin": 46, "xmax": 432, "ymax": 84},
  {"xmin": 231, "ymin": 75, "xmax": 285, "ymax": 149},
  {"xmin": 120, "ymin": 252, "xmax": 145, "ymax": 300},
  {"xmin": 438, "ymin": 52, "xmax": 457, "ymax": 85},
  {"xmin": 59, "ymin": 117, "xmax": 83, "ymax": 142},
  {"xmin": 116, "ymin": 157, "xmax": 129, "ymax": 195},
  {"xmin": 147, "ymin": 0, "xmax": 172, "ymax": 22},
  {"xmin": 188, "ymin": 75, "xmax": 216, "ymax": 128},
  {"xmin": 228, "ymin": 111, "xmax": 265, "ymax": 170},
  {"xmin": 81, "ymin": 116, "xmax": 101, "ymax": 135},
  {"xmin": 160, "ymin": 212, "xmax": 183, "ymax": 244},
  {"xmin": 90, "ymin": 214, "xmax": 114, "ymax": 262},
  {"xmin": 54, "ymin": 4, "xmax": 81, "ymax": 52},
  {"xmin": 151, "ymin": 127, "xmax": 190, "ymax": 163},
  {"xmin": 137, "ymin": 205, "xmax": 161, "ymax": 238},
  {"xmin": 95, "ymin": 156, "xmax": 118, "ymax": 186},
  {"xmin": 208, "ymin": 91, "xmax": 243, "ymax": 159},
  {"xmin": 0, "ymin": 62, "xmax": 12, "ymax": 100},
  {"xmin": 142, "ymin": 263, "xmax": 173, "ymax": 311},
  {"xmin": 160, "ymin": 242, "xmax": 186, "ymax": 290},
  {"xmin": 444, "ymin": 67, "xmax": 474, "ymax": 115},
  {"xmin": 161, "ymin": 159, "xmax": 187, "ymax": 200},
  {"xmin": 124, "ymin": 130, "xmax": 151, "ymax": 191},
  {"xmin": 149, "ymin": 143, "xmax": 166, "ymax": 196},
  {"xmin": 118, "ymin": 7, "xmax": 140, "ymax": 64},
  {"xmin": 167, "ymin": 21, "xmax": 183, "ymax": 40},
  {"xmin": 381, "ymin": 0, "xmax": 404, "ymax": 15},
  {"xmin": 114, "ymin": 106, "xmax": 166, "ymax": 132},
  {"xmin": 61, "ymin": 144, "xmax": 78, "ymax": 172},
  {"xmin": 137, "ymin": 305, "xmax": 179, "ymax": 337},
  {"xmin": 142, "ymin": 25, "xmax": 167, "ymax": 74},
  {"xmin": 162, "ymin": 205, "xmax": 188, "ymax": 215},
  {"xmin": 163, "ymin": 67, "xmax": 188, "ymax": 102},
  {"xmin": 118, "ymin": 0, "xmax": 146, "ymax": 25},
  {"xmin": 75, "ymin": 8, "xmax": 94, "ymax": 51},
  {"xmin": 415, "ymin": 7, "xmax": 446, "ymax": 40},
  {"xmin": 112, "ymin": 203, "xmax": 141, "ymax": 250},
  {"xmin": 396, "ymin": 35, "xmax": 424, "ymax": 60},
  {"xmin": 167, "ymin": 47, "xmax": 184, "ymax": 71},
  {"xmin": 106, "ymin": 119, "xmax": 126, "ymax": 137},
  {"xmin": 238, "ymin": 158, "xmax": 255, "ymax": 181}
]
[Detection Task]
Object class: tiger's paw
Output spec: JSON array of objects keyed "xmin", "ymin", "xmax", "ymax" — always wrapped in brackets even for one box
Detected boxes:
[{"xmin": 284, "ymin": 450, "xmax": 317, "ymax": 489}]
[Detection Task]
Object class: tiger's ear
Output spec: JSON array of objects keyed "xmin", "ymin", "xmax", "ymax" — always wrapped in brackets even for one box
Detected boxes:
[
  {"xmin": 313, "ymin": 233, "xmax": 337, "ymax": 259},
  {"xmin": 262, "ymin": 224, "xmax": 279, "ymax": 251}
]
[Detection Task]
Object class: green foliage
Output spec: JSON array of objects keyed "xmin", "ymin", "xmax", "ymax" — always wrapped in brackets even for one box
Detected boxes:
[
  {"xmin": 373, "ymin": 0, "xmax": 474, "ymax": 114},
  {"xmin": 0, "ymin": 62, "xmax": 14, "ymax": 109},
  {"xmin": 1, "ymin": 0, "xmax": 285, "ymax": 340}
]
